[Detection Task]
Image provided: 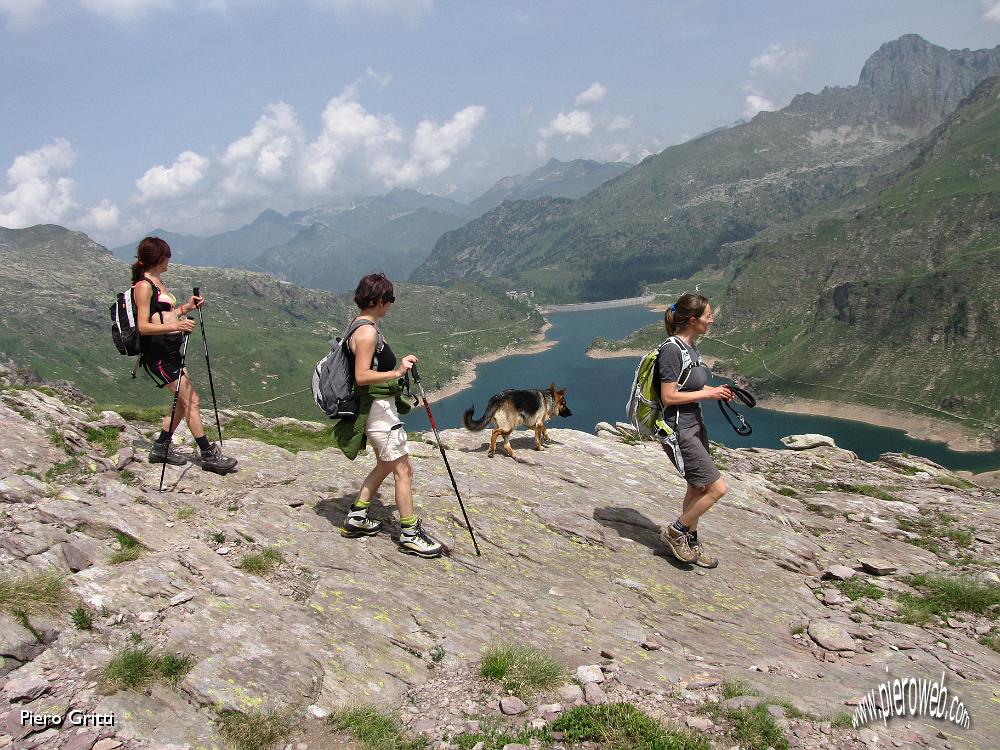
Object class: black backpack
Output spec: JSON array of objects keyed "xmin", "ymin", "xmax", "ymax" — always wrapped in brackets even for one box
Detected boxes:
[
  {"xmin": 311, "ymin": 318, "xmax": 384, "ymax": 420},
  {"xmin": 110, "ymin": 278, "xmax": 161, "ymax": 360}
]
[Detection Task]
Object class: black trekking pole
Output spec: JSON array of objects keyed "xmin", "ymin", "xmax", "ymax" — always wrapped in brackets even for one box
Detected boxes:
[
  {"xmin": 410, "ymin": 365, "xmax": 481, "ymax": 557},
  {"xmin": 159, "ymin": 332, "xmax": 191, "ymax": 492},
  {"xmin": 192, "ymin": 287, "xmax": 224, "ymax": 448}
]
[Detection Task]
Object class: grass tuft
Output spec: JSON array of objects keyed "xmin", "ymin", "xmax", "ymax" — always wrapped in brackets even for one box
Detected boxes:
[
  {"xmin": 84, "ymin": 425, "xmax": 124, "ymax": 456},
  {"xmin": 70, "ymin": 605, "xmax": 93, "ymax": 630},
  {"xmin": 104, "ymin": 645, "xmax": 194, "ymax": 689},
  {"xmin": 0, "ymin": 571, "xmax": 67, "ymax": 617},
  {"xmin": 329, "ymin": 705, "xmax": 425, "ymax": 750},
  {"xmin": 552, "ymin": 703, "xmax": 710, "ymax": 750},
  {"xmin": 176, "ymin": 505, "xmax": 196, "ymax": 520},
  {"xmin": 237, "ymin": 547, "xmax": 284, "ymax": 575},
  {"xmin": 217, "ymin": 709, "xmax": 294, "ymax": 750},
  {"xmin": 209, "ymin": 416, "xmax": 334, "ymax": 454},
  {"xmin": 898, "ymin": 574, "xmax": 1000, "ymax": 623},
  {"xmin": 726, "ymin": 704, "xmax": 789, "ymax": 750},
  {"xmin": 479, "ymin": 641, "xmax": 565, "ymax": 699},
  {"xmin": 835, "ymin": 579, "xmax": 886, "ymax": 601},
  {"xmin": 109, "ymin": 530, "xmax": 143, "ymax": 564}
]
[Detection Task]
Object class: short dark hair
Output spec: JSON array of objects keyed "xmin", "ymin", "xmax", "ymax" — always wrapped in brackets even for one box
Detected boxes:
[
  {"xmin": 354, "ymin": 273, "xmax": 395, "ymax": 310},
  {"xmin": 132, "ymin": 236, "xmax": 172, "ymax": 283}
]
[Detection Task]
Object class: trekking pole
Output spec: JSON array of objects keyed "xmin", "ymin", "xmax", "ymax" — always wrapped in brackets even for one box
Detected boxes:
[
  {"xmin": 410, "ymin": 365, "xmax": 481, "ymax": 557},
  {"xmin": 192, "ymin": 287, "xmax": 224, "ymax": 448},
  {"xmin": 159, "ymin": 332, "xmax": 191, "ymax": 492}
]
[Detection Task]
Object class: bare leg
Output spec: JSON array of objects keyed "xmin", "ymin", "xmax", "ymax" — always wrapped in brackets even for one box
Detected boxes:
[
  {"xmin": 678, "ymin": 478, "xmax": 727, "ymax": 529},
  {"xmin": 160, "ymin": 373, "xmax": 205, "ymax": 437},
  {"xmin": 358, "ymin": 459, "xmax": 394, "ymax": 505}
]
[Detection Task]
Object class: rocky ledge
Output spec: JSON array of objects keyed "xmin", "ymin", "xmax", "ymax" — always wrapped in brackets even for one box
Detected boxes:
[{"xmin": 1, "ymin": 370, "xmax": 998, "ymax": 750}]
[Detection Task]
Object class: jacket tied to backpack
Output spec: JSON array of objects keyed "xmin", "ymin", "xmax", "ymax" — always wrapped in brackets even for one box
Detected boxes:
[
  {"xmin": 332, "ymin": 379, "xmax": 411, "ymax": 461},
  {"xmin": 625, "ymin": 336, "xmax": 697, "ymax": 477}
]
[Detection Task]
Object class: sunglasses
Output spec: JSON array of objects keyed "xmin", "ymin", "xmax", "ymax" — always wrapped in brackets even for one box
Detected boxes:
[{"xmin": 384, "ymin": 295, "xmax": 395, "ymax": 304}]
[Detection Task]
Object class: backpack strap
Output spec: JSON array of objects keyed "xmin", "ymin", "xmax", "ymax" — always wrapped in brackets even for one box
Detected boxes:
[
  {"xmin": 665, "ymin": 336, "xmax": 696, "ymax": 387},
  {"xmin": 133, "ymin": 276, "xmax": 164, "ymax": 324},
  {"xmin": 343, "ymin": 318, "xmax": 384, "ymax": 369}
]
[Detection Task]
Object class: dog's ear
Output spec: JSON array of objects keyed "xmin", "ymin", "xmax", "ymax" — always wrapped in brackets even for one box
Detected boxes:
[
  {"xmin": 557, "ymin": 388, "xmax": 566, "ymax": 397},
  {"xmin": 548, "ymin": 382, "xmax": 556, "ymax": 393}
]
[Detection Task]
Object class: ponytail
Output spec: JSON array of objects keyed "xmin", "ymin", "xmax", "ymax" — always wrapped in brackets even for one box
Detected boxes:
[
  {"xmin": 131, "ymin": 259, "xmax": 145, "ymax": 284},
  {"xmin": 664, "ymin": 292, "xmax": 709, "ymax": 335}
]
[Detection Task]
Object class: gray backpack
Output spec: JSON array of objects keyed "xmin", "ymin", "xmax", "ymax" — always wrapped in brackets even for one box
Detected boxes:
[{"xmin": 311, "ymin": 318, "xmax": 383, "ymax": 420}]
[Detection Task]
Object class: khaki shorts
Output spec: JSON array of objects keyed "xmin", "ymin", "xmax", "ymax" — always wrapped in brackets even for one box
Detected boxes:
[
  {"xmin": 662, "ymin": 419, "xmax": 722, "ymax": 488},
  {"xmin": 365, "ymin": 398, "xmax": 409, "ymax": 462}
]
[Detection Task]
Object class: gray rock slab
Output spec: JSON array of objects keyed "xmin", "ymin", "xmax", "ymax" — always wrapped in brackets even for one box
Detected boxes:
[
  {"xmin": 583, "ymin": 682, "xmax": 607, "ymax": 705},
  {"xmin": 94, "ymin": 687, "xmax": 223, "ymax": 749},
  {"xmin": 499, "ymin": 696, "xmax": 528, "ymax": 715},
  {"xmin": 781, "ymin": 434, "xmax": 836, "ymax": 450},
  {"xmin": 808, "ymin": 620, "xmax": 857, "ymax": 651},
  {"xmin": 575, "ymin": 664, "xmax": 604, "ymax": 684}
]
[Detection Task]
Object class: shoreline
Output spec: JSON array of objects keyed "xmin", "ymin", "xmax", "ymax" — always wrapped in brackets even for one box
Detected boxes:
[
  {"xmin": 588, "ymin": 346, "xmax": 990, "ymax": 454},
  {"xmin": 425, "ymin": 322, "xmax": 556, "ymax": 402},
  {"xmin": 759, "ymin": 396, "xmax": 993, "ymax": 454}
]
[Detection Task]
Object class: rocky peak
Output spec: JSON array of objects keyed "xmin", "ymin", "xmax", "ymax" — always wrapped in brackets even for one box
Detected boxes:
[{"xmin": 856, "ymin": 34, "xmax": 1000, "ymax": 132}]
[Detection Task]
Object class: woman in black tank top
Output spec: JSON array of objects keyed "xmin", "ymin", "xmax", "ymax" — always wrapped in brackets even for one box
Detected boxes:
[
  {"xmin": 340, "ymin": 273, "xmax": 443, "ymax": 559},
  {"xmin": 130, "ymin": 237, "xmax": 237, "ymax": 475}
]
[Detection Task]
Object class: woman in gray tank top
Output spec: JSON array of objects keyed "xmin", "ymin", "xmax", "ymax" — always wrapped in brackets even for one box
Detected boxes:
[{"xmin": 656, "ymin": 292, "xmax": 734, "ymax": 569}]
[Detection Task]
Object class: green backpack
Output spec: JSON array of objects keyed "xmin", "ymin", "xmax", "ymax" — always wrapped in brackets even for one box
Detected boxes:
[{"xmin": 625, "ymin": 337, "xmax": 695, "ymax": 475}]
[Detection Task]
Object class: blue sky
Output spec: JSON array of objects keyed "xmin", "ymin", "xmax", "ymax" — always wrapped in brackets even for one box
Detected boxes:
[{"xmin": 1, "ymin": 0, "xmax": 998, "ymax": 245}]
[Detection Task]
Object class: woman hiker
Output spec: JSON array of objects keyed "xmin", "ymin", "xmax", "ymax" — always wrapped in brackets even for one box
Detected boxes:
[
  {"xmin": 333, "ymin": 273, "xmax": 443, "ymax": 559},
  {"xmin": 657, "ymin": 292, "xmax": 733, "ymax": 568},
  {"xmin": 132, "ymin": 237, "xmax": 237, "ymax": 474}
]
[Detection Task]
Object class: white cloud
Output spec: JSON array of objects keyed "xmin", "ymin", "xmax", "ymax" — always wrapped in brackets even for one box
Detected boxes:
[
  {"xmin": 0, "ymin": 138, "xmax": 77, "ymax": 226},
  {"xmin": 539, "ymin": 110, "xmax": 593, "ymax": 140},
  {"xmin": 220, "ymin": 102, "xmax": 304, "ymax": 199},
  {"xmin": 742, "ymin": 94, "xmax": 774, "ymax": 119},
  {"xmin": 78, "ymin": 0, "xmax": 173, "ymax": 23},
  {"xmin": 0, "ymin": 0, "xmax": 48, "ymax": 28},
  {"xmin": 575, "ymin": 82, "xmax": 607, "ymax": 107},
  {"xmin": 749, "ymin": 43, "xmax": 809, "ymax": 78},
  {"xmin": 392, "ymin": 105, "xmax": 486, "ymax": 185},
  {"xmin": 135, "ymin": 150, "xmax": 210, "ymax": 202},
  {"xmin": 301, "ymin": 88, "xmax": 404, "ymax": 191},
  {"xmin": 78, "ymin": 198, "xmax": 121, "ymax": 231},
  {"xmin": 984, "ymin": 1, "xmax": 1000, "ymax": 22},
  {"xmin": 0, "ymin": 138, "xmax": 119, "ymax": 233},
  {"xmin": 365, "ymin": 67, "xmax": 393, "ymax": 89},
  {"xmin": 607, "ymin": 114, "xmax": 633, "ymax": 132},
  {"xmin": 119, "ymin": 88, "xmax": 485, "ymax": 237},
  {"xmin": 312, "ymin": 0, "xmax": 433, "ymax": 19}
]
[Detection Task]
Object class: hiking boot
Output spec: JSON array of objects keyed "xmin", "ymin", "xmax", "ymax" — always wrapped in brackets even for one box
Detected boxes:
[
  {"xmin": 341, "ymin": 504, "xmax": 383, "ymax": 538},
  {"xmin": 199, "ymin": 443, "xmax": 238, "ymax": 475},
  {"xmin": 398, "ymin": 520, "xmax": 443, "ymax": 558},
  {"xmin": 689, "ymin": 537, "xmax": 718, "ymax": 569},
  {"xmin": 659, "ymin": 524, "xmax": 698, "ymax": 564},
  {"xmin": 148, "ymin": 440, "xmax": 187, "ymax": 466}
]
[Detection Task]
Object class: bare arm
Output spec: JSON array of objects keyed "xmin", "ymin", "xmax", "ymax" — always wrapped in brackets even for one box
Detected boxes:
[
  {"xmin": 134, "ymin": 282, "xmax": 194, "ymax": 336},
  {"xmin": 351, "ymin": 325, "xmax": 417, "ymax": 386},
  {"xmin": 660, "ymin": 380, "xmax": 733, "ymax": 406}
]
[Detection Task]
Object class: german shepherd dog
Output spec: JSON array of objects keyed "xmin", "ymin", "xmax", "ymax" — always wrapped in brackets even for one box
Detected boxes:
[{"xmin": 462, "ymin": 384, "xmax": 572, "ymax": 459}]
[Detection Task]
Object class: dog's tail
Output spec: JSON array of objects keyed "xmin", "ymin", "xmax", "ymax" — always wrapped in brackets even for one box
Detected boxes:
[{"xmin": 462, "ymin": 396, "xmax": 502, "ymax": 431}]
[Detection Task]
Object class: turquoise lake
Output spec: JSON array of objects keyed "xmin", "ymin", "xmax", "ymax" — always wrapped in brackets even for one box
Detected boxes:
[{"xmin": 407, "ymin": 306, "xmax": 999, "ymax": 473}]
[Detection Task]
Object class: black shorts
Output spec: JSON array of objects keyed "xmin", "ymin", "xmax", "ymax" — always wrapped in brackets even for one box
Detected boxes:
[{"xmin": 141, "ymin": 336, "xmax": 184, "ymax": 388}]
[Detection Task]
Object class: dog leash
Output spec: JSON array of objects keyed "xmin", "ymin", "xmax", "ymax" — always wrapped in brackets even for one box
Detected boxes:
[{"xmin": 719, "ymin": 384, "xmax": 756, "ymax": 436}]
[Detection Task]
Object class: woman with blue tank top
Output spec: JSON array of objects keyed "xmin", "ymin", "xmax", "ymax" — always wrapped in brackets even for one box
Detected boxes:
[{"xmin": 656, "ymin": 292, "xmax": 733, "ymax": 569}]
